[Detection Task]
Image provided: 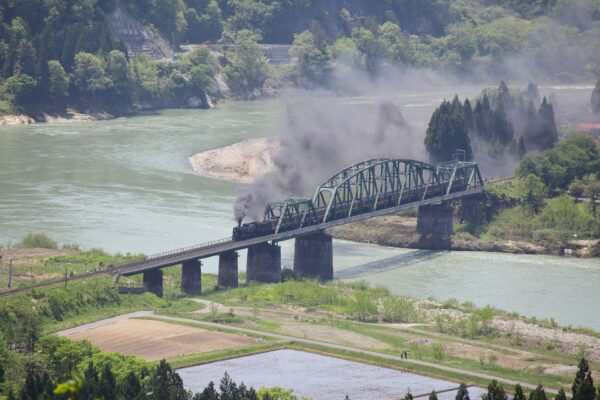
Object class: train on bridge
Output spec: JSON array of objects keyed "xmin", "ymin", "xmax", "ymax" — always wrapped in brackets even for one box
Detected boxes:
[{"xmin": 233, "ymin": 158, "xmax": 483, "ymax": 241}]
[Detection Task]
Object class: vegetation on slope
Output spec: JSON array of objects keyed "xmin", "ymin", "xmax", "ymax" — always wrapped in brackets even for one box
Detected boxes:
[
  {"xmin": 458, "ymin": 133, "xmax": 600, "ymax": 251},
  {"xmin": 1, "ymin": 0, "xmax": 599, "ymax": 113}
]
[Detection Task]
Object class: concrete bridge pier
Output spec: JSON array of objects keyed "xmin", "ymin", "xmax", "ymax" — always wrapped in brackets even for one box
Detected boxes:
[
  {"xmin": 417, "ymin": 203, "xmax": 453, "ymax": 249},
  {"xmin": 218, "ymin": 251, "xmax": 239, "ymax": 288},
  {"xmin": 246, "ymin": 243, "xmax": 281, "ymax": 283},
  {"xmin": 181, "ymin": 259, "xmax": 202, "ymax": 295},
  {"xmin": 293, "ymin": 231, "xmax": 333, "ymax": 280},
  {"xmin": 143, "ymin": 269, "xmax": 163, "ymax": 297}
]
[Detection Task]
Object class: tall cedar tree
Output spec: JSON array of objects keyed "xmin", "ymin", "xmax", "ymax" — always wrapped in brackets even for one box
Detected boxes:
[
  {"xmin": 455, "ymin": 383, "xmax": 470, "ymax": 400},
  {"xmin": 514, "ymin": 384, "xmax": 526, "ymax": 400},
  {"xmin": 424, "ymin": 97, "xmax": 472, "ymax": 163},
  {"xmin": 529, "ymin": 385, "xmax": 547, "ymax": 400},
  {"xmin": 150, "ymin": 359, "xmax": 188, "ymax": 400},
  {"xmin": 99, "ymin": 364, "xmax": 117, "ymax": 400},
  {"xmin": 19, "ymin": 365, "xmax": 53, "ymax": 400},
  {"xmin": 121, "ymin": 371, "xmax": 142, "ymax": 400},
  {"xmin": 572, "ymin": 358, "xmax": 597, "ymax": 400},
  {"xmin": 482, "ymin": 380, "xmax": 507, "ymax": 400},
  {"xmin": 555, "ymin": 388, "xmax": 567, "ymax": 400}
]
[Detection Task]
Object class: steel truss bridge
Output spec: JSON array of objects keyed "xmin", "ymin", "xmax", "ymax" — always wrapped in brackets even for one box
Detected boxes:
[
  {"xmin": 0, "ymin": 158, "xmax": 486, "ymax": 296},
  {"xmin": 115, "ymin": 158, "xmax": 484, "ymax": 277}
]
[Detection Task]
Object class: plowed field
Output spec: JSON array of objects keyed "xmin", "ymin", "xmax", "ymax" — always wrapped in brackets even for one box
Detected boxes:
[{"xmin": 66, "ymin": 319, "xmax": 256, "ymax": 360}]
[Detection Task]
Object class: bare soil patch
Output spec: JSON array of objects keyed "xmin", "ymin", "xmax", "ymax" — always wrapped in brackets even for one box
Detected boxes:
[{"xmin": 66, "ymin": 319, "xmax": 257, "ymax": 361}]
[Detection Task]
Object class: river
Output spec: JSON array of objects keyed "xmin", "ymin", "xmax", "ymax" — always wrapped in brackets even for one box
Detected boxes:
[{"xmin": 0, "ymin": 85, "xmax": 598, "ymax": 329}]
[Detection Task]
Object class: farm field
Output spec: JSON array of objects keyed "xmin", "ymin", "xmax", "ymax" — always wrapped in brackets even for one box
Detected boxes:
[{"xmin": 63, "ymin": 318, "xmax": 258, "ymax": 360}]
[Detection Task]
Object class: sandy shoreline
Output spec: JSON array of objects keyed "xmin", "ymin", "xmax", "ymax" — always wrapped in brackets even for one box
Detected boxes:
[{"xmin": 188, "ymin": 137, "xmax": 279, "ymax": 183}]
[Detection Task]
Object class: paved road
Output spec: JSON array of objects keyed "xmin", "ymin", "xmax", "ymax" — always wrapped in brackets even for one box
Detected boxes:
[{"xmin": 56, "ymin": 307, "xmax": 557, "ymax": 394}]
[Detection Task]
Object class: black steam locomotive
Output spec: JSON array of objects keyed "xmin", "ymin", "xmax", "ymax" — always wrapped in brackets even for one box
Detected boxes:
[{"xmin": 232, "ymin": 220, "xmax": 276, "ymax": 241}]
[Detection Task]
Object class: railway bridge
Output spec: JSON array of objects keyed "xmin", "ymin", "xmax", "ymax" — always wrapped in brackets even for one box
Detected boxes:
[{"xmin": 114, "ymin": 158, "xmax": 485, "ymax": 297}]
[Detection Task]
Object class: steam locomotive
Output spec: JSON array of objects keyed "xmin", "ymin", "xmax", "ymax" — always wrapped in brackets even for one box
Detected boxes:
[{"xmin": 232, "ymin": 220, "xmax": 277, "ymax": 241}]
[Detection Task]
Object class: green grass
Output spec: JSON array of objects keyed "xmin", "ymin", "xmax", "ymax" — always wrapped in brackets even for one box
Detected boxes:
[
  {"xmin": 204, "ymin": 279, "xmax": 419, "ymax": 323},
  {"xmin": 486, "ymin": 179, "xmax": 519, "ymax": 200}
]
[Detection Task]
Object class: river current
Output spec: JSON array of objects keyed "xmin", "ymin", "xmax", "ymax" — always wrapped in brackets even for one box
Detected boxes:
[{"xmin": 1, "ymin": 86, "xmax": 598, "ymax": 329}]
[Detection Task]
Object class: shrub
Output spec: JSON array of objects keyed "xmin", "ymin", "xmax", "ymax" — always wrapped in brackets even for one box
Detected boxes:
[
  {"xmin": 381, "ymin": 296, "xmax": 418, "ymax": 323},
  {"xmin": 18, "ymin": 233, "xmax": 58, "ymax": 249},
  {"xmin": 432, "ymin": 343, "xmax": 445, "ymax": 360}
]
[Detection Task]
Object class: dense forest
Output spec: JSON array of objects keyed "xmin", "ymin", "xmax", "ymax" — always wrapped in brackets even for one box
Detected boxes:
[{"xmin": 0, "ymin": 0, "xmax": 599, "ymax": 115}]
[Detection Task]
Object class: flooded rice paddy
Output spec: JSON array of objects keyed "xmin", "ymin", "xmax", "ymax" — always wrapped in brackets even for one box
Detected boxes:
[{"xmin": 178, "ymin": 349, "xmax": 487, "ymax": 400}]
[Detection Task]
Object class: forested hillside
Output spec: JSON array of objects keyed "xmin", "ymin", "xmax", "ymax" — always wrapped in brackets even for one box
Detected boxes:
[{"xmin": 0, "ymin": 0, "xmax": 599, "ymax": 116}]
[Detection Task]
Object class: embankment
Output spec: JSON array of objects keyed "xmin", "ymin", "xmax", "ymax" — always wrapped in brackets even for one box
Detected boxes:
[{"xmin": 327, "ymin": 215, "xmax": 548, "ymax": 255}]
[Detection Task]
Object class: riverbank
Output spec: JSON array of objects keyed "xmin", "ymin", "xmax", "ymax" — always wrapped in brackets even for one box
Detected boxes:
[
  {"xmin": 328, "ymin": 214, "xmax": 599, "ymax": 257},
  {"xmin": 0, "ymin": 97, "xmax": 215, "ymax": 125},
  {"xmin": 0, "ymin": 108, "xmax": 117, "ymax": 125}
]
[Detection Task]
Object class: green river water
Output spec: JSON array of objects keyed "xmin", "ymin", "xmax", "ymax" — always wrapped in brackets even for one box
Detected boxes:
[{"xmin": 1, "ymin": 86, "xmax": 598, "ymax": 329}]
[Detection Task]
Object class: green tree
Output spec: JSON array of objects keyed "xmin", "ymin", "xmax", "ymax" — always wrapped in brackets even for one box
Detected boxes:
[
  {"xmin": 572, "ymin": 358, "xmax": 596, "ymax": 400},
  {"xmin": 15, "ymin": 39, "xmax": 37, "ymax": 78},
  {"xmin": 584, "ymin": 179, "xmax": 600, "ymax": 219},
  {"xmin": 47, "ymin": 60, "xmax": 69, "ymax": 99},
  {"xmin": 482, "ymin": 380, "xmax": 507, "ymax": 400},
  {"xmin": 514, "ymin": 384, "xmax": 526, "ymax": 400},
  {"xmin": 99, "ymin": 364, "xmax": 117, "ymax": 400},
  {"xmin": 222, "ymin": 30, "xmax": 269, "ymax": 98},
  {"xmin": 257, "ymin": 387, "xmax": 298, "ymax": 399},
  {"xmin": 132, "ymin": 53, "xmax": 160, "ymax": 102},
  {"xmin": 5, "ymin": 73, "xmax": 37, "ymax": 104},
  {"xmin": 194, "ymin": 381, "xmax": 219, "ymax": 400},
  {"xmin": 529, "ymin": 385, "xmax": 547, "ymax": 400},
  {"xmin": 19, "ymin": 363, "xmax": 53, "ymax": 400},
  {"xmin": 455, "ymin": 383, "xmax": 470, "ymax": 400},
  {"xmin": 121, "ymin": 371, "xmax": 141, "ymax": 400},
  {"xmin": 592, "ymin": 79, "xmax": 600, "ymax": 114},
  {"xmin": 404, "ymin": 391, "xmax": 414, "ymax": 400},
  {"xmin": 534, "ymin": 97, "xmax": 559, "ymax": 150},
  {"xmin": 0, "ymin": 361, "xmax": 4, "ymax": 393},
  {"xmin": 425, "ymin": 98, "xmax": 472, "ymax": 163},
  {"xmin": 290, "ymin": 30, "xmax": 331, "ymax": 89},
  {"xmin": 73, "ymin": 52, "xmax": 110, "ymax": 102},
  {"xmin": 555, "ymin": 388, "xmax": 567, "ymax": 400},
  {"xmin": 429, "ymin": 390, "xmax": 439, "ymax": 400},
  {"xmin": 517, "ymin": 174, "xmax": 548, "ymax": 213},
  {"xmin": 149, "ymin": 359, "xmax": 187, "ymax": 400},
  {"xmin": 77, "ymin": 362, "xmax": 100, "ymax": 400},
  {"xmin": 105, "ymin": 50, "xmax": 132, "ymax": 104},
  {"xmin": 183, "ymin": 47, "xmax": 217, "ymax": 94},
  {"xmin": 569, "ymin": 179, "xmax": 586, "ymax": 198},
  {"xmin": 351, "ymin": 27, "xmax": 383, "ymax": 74}
]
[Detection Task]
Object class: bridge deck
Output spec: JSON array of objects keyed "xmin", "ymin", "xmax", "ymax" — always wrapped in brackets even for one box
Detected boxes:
[{"xmin": 117, "ymin": 187, "xmax": 483, "ymax": 276}]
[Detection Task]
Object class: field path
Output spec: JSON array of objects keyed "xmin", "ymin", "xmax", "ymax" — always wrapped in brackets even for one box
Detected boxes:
[
  {"xmin": 150, "ymin": 313, "xmax": 558, "ymax": 394},
  {"xmin": 56, "ymin": 311, "xmax": 153, "ymax": 336},
  {"xmin": 55, "ymin": 304, "xmax": 558, "ymax": 393}
]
